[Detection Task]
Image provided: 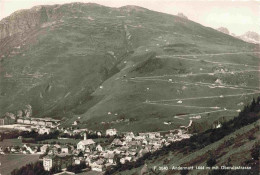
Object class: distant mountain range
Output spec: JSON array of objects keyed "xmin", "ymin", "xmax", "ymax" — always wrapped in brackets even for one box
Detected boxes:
[{"xmin": 216, "ymin": 27, "xmax": 260, "ymax": 44}]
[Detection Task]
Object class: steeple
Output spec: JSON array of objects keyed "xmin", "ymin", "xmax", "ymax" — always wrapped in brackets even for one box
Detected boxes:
[{"xmin": 84, "ymin": 133, "xmax": 87, "ymax": 140}]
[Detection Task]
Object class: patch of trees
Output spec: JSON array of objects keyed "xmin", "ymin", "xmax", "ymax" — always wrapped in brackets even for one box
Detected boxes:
[
  {"xmin": 105, "ymin": 97, "xmax": 260, "ymax": 174},
  {"xmin": 66, "ymin": 162, "xmax": 87, "ymax": 174},
  {"xmin": 251, "ymin": 142, "xmax": 260, "ymax": 160},
  {"xmin": 59, "ymin": 133, "xmax": 82, "ymax": 139},
  {"xmin": 59, "ymin": 132, "xmax": 101, "ymax": 139},
  {"xmin": 21, "ymin": 131, "xmax": 60, "ymax": 143},
  {"xmin": 0, "ymin": 130, "xmax": 60, "ymax": 143},
  {"xmin": 0, "ymin": 131, "xmax": 21, "ymax": 141},
  {"xmin": 10, "ymin": 161, "xmax": 60, "ymax": 175}
]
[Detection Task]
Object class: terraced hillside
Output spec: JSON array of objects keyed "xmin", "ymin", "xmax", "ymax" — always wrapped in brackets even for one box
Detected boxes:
[{"xmin": 0, "ymin": 3, "xmax": 259, "ymax": 132}]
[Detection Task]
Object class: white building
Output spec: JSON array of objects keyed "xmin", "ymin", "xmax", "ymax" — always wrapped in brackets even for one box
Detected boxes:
[
  {"xmin": 38, "ymin": 121, "xmax": 46, "ymax": 126},
  {"xmin": 46, "ymin": 122, "xmax": 53, "ymax": 127},
  {"xmin": 38, "ymin": 127, "xmax": 51, "ymax": 135},
  {"xmin": 43, "ymin": 155, "xmax": 54, "ymax": 171},
  {"xmin": 24, "ymin": 119, "xmax": 31, "ymax": 125},
  {"xmin": 77, "ymin": 133, "xmax": 95, "ymax": 151},
  {"xmin": 31, "ymin": 120, "xmax": 38, "ymax": 125},
  {"xmin": 90, "ymin": 160, "xmax": 105, "ymax": 172},
  {"xmin": 120, "ymin": 157, "xmax": 132, "ymax": 164},
  {"xmin": 61, "ymin": 146, "xmax": 69, "ymax": 153},
  {"xmin": 17, "ymin": 119, "xmax": 24, "ymax": 124},
  {"xmin": 96, "ymin": 144, "xmax": 103, "ymax": 152},
  {"xmin": 106, "ymin": 129, "xmax": 117, "ymax": 136}
]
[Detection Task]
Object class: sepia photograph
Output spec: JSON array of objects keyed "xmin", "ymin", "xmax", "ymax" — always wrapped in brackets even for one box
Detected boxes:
[{"xmin": 0, "ymin": 0, "xmax": 259, "ymax": 174}]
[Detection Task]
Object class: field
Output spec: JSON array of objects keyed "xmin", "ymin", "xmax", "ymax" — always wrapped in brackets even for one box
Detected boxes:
[
  {"xmin": 0, "ymin": 139, "xmax": 23, "ymax": 147},
  {"xmin": 0, "ymin": 154, "xmax": 40, "ymax": 175}
]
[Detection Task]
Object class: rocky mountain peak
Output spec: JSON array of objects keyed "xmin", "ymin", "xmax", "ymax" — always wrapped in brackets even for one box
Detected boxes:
[
  {"xmin": 177, "ymin": 13, "xmax": 188, "ymax": 19},
  {"xmin": 216, "ymin": 27, "xmax": 230, "ymax": 35}
]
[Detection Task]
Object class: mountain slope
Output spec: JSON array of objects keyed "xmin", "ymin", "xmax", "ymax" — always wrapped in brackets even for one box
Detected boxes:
[{"xmin": 0, "ymin": 3, "xmax": 259, "ymax": 132}]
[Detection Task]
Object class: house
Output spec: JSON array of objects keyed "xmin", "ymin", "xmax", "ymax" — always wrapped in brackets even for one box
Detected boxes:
[
  {"xmin": 11, "ymin": 147, "xmax": 17, "ymax": 153},
  {"xmin": 74, "ymin": 157, "xmax": 84, "ymax": 165},
  {"xmin": 43, "ymin": 155, "xmax": 56, "ymax": 171},
  {"xmin": 84, "ymin": 147, "xmax": 91, "ymax": 153},
  {"xmin": 61, "ymin": 146, "xmax": 69, "ymax": 153},
  {"xmin": 31, "ymin": 120, "xmax": 38, "ymax": 125},
  {"xmin": 106, "ymin": 129, "xmax": 117, "ymax": 136},
  {"xmin": 96, "ymin": 144, "xmax": 103, "ymax": 152},
  {"xmin": 113, "ymin": 148, "xmax": 122, "ymax": 155},
  {"xmin": 63, "ymin": 129, "xmax": 71, "ymax": 134},
  {"xmin": 77, "ymin": 133, "xmax": 95, "ymax": 151},
  {"xmin": 120, "ymin": 157, "xmax": 132, "ymax": 164},
  {"xmin": 23, "ymin": 144, "xmax": 34, "ymax": 154},
  {"xmin": 90, "ymin": 159, "xmax": 105, "ymax": 172},
  {"xmin": 134, "ymin": 135, "xmax": 145, "ymax": 140},
  {"xmin": 38, "ymin": 127, "xmax": 51, "ymax": 135},
  {"xmin": 0, "ymin": 119, "xmax": 5, "ymax": 125},
  {"xmin": 138, "ymin": 147, "xmax": 149, "ymax": 158},
  {"xmin": 125, "ymin": 132, "xmax": 135, "ymax": 137},
  {"xmin": 127, "ymin": 141, "xmax": 141, "ymax": 147},
  {"xmin": 46, "ymin": 121, "xmax": 53, "ymax": 127},
  {"xmin": 17, "ymin": 118, "xmax": 24, "ymax": 124},
  {"xmin": 104, "ymin": 153, "xmax": 115, "ymax": 164},
  {"xmin": 111, "ymin": 139, "xmax": 123, "ymax": 146},
  {"xmin": 125, "ymin": 136, "xmax": 133, "ymax": 142},
  {"xmin": 38, "ymin": 121, "xmax": 46, "ymax": 126},
  {"xmin": 40, "ymin": 144, "xmax": 49, "ymax": 153},
  {"xmin": 97, "ymin": 131, "xmax": 102, "ymax": 137},
  {"xmin": 72, "ymin": 121, "xmax": 78, "ymax": 126},
  {"xmin": 24, "ymin": 119, "xmax": 31, "ymax": 125},
  {"xmin": 148, "ymin": 132, "xmax": 160, "ymax": 139},
  {"xmin": 85, "ymin": 157, "xmax": 91, "ymax": 164}
]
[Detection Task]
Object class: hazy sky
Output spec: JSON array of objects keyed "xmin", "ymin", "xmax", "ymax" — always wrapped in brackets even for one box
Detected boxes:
[{"xmin": 0, "ymin": 0, "xmax": 259, "ymax": 35}]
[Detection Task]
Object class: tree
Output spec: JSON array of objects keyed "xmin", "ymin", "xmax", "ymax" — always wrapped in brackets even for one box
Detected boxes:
[
  {"xmin": 207, "ymin": 152, "xmax": 217, "ymax": 167},
  {"xmin": 180, "ymin": 169, "xmax": 189, "ymax": 175},
  {"xmin": 251, "ymin": 143, "xmax": 260, "ymax": 160},
  {"xmin": 78, "ymin": 151, "xmax": 84, "ymax": 157}
]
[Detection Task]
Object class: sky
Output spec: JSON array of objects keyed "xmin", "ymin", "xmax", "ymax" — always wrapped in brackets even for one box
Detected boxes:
[{"xmin": 0, "ymin": 0, "xmax": 259, "ymax": 35}]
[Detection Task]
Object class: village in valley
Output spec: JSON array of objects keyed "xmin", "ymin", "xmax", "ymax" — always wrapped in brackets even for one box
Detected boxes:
[{"xmin": 0, "ymin": 109, "xmax": 191, "ymax": 174}]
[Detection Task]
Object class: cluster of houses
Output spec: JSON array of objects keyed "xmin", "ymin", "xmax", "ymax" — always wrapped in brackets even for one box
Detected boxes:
[
  {"xmin": 0, "ymin": 144, "xmax": 40, "ymax": 155},
  {"xmin": 1, "ymin": 118, "xmax": 192, "ymax": 173},
  {"xmin": 40, "ymin": 128, "xmax": 191, "ymax": 172},
  {"xmin": 17, "ymin": 117, "xmax": 61, "ymax": 128},
  {"xmin": 10, "ymin": 117, "xmax": 61, "ymax": 134}
]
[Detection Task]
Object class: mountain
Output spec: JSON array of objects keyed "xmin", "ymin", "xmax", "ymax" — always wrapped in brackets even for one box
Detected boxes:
[
  {"xmin": 239, "ymin": 31, "xmax": 260, "ymax": 44},
  {"xmin": 216, "ymin": 27, "xmax": 260, "ymax": 44},
  {"xmin": 0, "ymin": 3, "xmax": 259, "ymax": 132}
]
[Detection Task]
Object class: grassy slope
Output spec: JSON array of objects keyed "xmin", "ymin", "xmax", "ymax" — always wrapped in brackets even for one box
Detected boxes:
[
  {"xmin": 0, "ymin": 154, "xmax": 40, "ymax": 175},
  {"xmin": 0, "ymin": 3, "xmax": 259, "ymax": 132},
  {"xmin": 72, "ymin": 9, "xmax": 259, "ymax": 132}
]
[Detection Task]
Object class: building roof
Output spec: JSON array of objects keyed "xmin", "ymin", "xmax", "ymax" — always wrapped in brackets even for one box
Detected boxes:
[
  {"xmin": 43, "ymin": 155, "xmax": 56, "ymax": 159},
  {"xmin": 78, "ymin": 139, "xmax": 95, "ymax": 145},
  {"xmin": 106, "ymin": 128, "xmax": 117, "ymax": 131}
]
